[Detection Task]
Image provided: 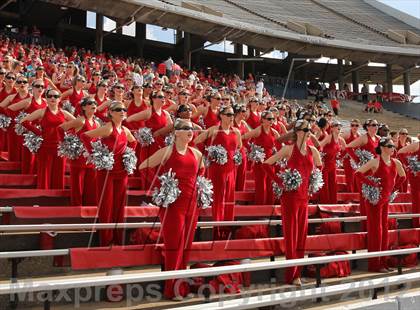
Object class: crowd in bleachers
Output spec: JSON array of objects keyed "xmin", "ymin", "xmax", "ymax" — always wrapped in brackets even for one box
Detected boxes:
[{"xmin": 0, "ymin": 33, "xmax": 419, "ymax": 301}]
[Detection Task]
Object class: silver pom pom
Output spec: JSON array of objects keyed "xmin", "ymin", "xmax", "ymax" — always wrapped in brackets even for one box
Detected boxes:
[
  {"xmin": 247, "ymin": 143, "xmax": 266, "ymax": 163},
  {"xmin": 94, "ymin": 116, "xmax": 105, "ymax": 126},
  {"xmin": 152, "ymin": 169, "xmax": 181, "ymax": 208},
  {"xmin": 62, "ymin": 101, "xmax": 75, "ymax": 115},
  {"xmin": 361, "ymin": 176, "xmax": 382, "ymax": 205},
  {"xmin": 233, "ymin": 149, "xmax": 243, "ymax": 166},
  {"xmin": 23, "ymin": 131, "xmax": 43, "ymax": 153},
  {"xmin": 352, "ymin": 149, "xmax": 375, "ymax": 170},
  {"xmin": 205, "ymin": 145, "xmax": 228, "ymax": 165},
  {"xmin": 407, "ymin": 155, "xmax": 420, "ymax": 176},
  {"xmin": 196, "ymin": 175, "xmax": 213, "ymax": 209},
  {"xmin": 279, "ymin": 168, "xmax": 302, "ymax": 192},
  {"xmin": 198, "ymin": 116, "xmax": 206, "ymax": 129},
  {"xmin": 0, "ymin": 114, "xmax": 12, "ymax": 129},
  {"xmin": 319, "ymin": 151, "xmax": 326, "ymax": 162},
  {"xmin": 122, "ymin": 147, "xmax": 137, "ymax": 175},
  {"xmin": 309, "ymin": 168, "xmax": 324, "ymax": 195},
  {"xmin": 14, "ymin": 111, "xmax": 28, "ymax": 136},
  {"xmin": 134, "ymin": 127, "xmax": 155, "ymax": 146},
  {"xmin": 57, "ymin": 133, "xmax": 84, "ymax": 160},
  {"xmin": 85, "ymin": 140, "xmax": 114, "ymax": 170},
  {"xmin": 276, "ymin": 158, "xmax": 288, "ymax": 169},
  {"xmin": 389, "ymin": 191, "xmax": 398, "ymax": 203},
  {"xmin": 272, "ymin": 181, "xmax": 283, "ymax": 199},
  {"xmin": 164, "ymin": 134, "xmax": 174, "ymax": 146}
]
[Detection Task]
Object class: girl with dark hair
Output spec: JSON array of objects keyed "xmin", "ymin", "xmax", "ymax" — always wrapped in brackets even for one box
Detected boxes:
[
  {"xmin": 94, "ymin": 80, "xmax": 109, "ymax": 122},
  {"xmin": 242, "ymin": 110, "xmax": 281, "ymax": 205},
  {"xmin": 126, "ymin": 90, "xmax": 173, "ymax": 189},
  {"xmin": 7, "ymin": 79, "xmax": 47, "ymax": 174},
  {"xmin": 341, "ymin": 119, "xmax": 361, "ymax": 192},
  {"xmin": 59, "ymin": 97, "xmax": 100, "ymax": 206},
  {"xmin": 81, "ymin": 101, "xmax": 137, "ymax": 246},
  {"xmin": 264, "ymin": 119, "xmax": 323, "ymax": 286},
  {"xmin": 192, "ymin": 92, "xmax": 221, "ymax": 129},
  {"xmin": 194, "ymin": 105, "xmax": 242, "ymax": 239},
  {"xmin": 355, "ymin": 137, "xmax": 406, "ymax": 272},
  {"xmin": 396, "ymin": 128, "xmax": 410, "ymax": 192},
  {"xmin": 60, "ymin": 75, "xmax": 87, "ymax": 115},
  {"xmin": 20, "ymin": 89, "xmax": 75, "ymax": 189},
  {"xmin": 398, "ymin": 140, "xmax": 420, "ymax": 228},
  {"xmin": 139, "ymin": 119, "xmax": 204, "ymax": 300},
  {"xmin": 233, "ymin": 104, "xmax": 250, "ymax": 191}
]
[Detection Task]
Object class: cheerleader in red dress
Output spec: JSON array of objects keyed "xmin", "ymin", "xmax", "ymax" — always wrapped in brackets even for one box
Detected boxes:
[
  {"xmin": 0, "ymin": 75, "xmax": 31, "ymax": 162},
  {"xmin": 0, "ymin": 71, "xmax": 16, "ymax": 151},
  {"xmin": 341, "ymin": 119, "xmax": 361, "ymax": 192},
  {"xmin": 126, "ymin": 90, "xmax": 172, "ymax": 189},
  {"xmin": 242, "ymin": 110, "xmax": 281, "ymax": 205},
  {"xmin": 94, "ymin": 81, "xmax": 109, "ymax": 122},
  {"xmin": 265, "ymin": 120, "xmax": 323, "ymax": 286},
  {"xmin": 60, "ymin": 75, "xmax": 87, "ymax": 115},
  {"xmin": 81, "ymin": 101, "xmax": 137, "ymax": 246},
  {"xmin": 59, "ymin": 97, "xmax": 99, "ymax": 206},
  {"xmin": 21, "ymin": 89, "xmax": 75, "ymax": 189},
  {"xmin": 398, "ymin": 141, "xmax": 420, "ymax": 228},
  {"xmin": 194, "ymin": 106, "xmax": 242, "ymax": 240},
  {"xmin": 233, "ymin": 104, "xmax": 250, "ymax": 191},
  {"xmin": 246, "ymin": 97, "xmax": 261, "ymax": 129},
  {"xmin": 347, "ymin": 119, "xmax": 380, "ymax": 230},
  {"xmin": 192, "ymin": 92, "xmax": 221, "ymax": 129},
  {"xmin": 7, "ymin": 79, "xmax": 47, "ymax": 174},
  {"xmin": 355, "ymin": 137, "xmax": 406, "ymax": 272},
  {"xmin": 139, "ymin": 119, "xmax": 204, "ymax": 300},
  {"xmin": 318, "ymin": 120, "xmax": 346, "ymax": 204},
  {"xmin": 396, "ymin": 128, "xmax": 410, "ymax": 192}
]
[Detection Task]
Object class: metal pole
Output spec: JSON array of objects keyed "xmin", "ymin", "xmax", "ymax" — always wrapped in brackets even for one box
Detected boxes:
[{"xmin": 282, "ymin": 57, "xmax": 319, "ymax": 99}]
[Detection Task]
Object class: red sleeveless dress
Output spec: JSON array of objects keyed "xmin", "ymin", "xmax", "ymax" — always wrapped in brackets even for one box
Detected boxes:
[
  {"xmin": 253, "ymin": 127, "xmax": 276, "ymax": 205},
  {"xmin": 96, "ymin": 124, "xmax": 128, "ymax": 246},
  {"xmin": 409, "ymin": 146, "xmax": 420, "ymax": 227},
  {"xmin": 344, "ymin": 132, "xmax": 359, "ymax": 192},
  {"xmin": 208, "ymin": 127, "xmax": 238, "ymax": 239},
  {"xmin": 319, "ymin": 136, "xmax": 341, "ymax": 203},
  {"xmin": 281, "ymin": 143, "xmax": 314, "ymax": 284},
  {"xmin": 246, "ymin": 111, "xmax": 260, "ymax": 129},
  {"xmin": 157, "ymin": 147, "xmax": 199, "ymax": 299},
  {"xmin": 94, "ymin": 94, "xmax": 108, "ymax": 122},
  {"xmin": 37, "ymin": 108, "xmax": 66, "ymax": 189},
  {"xmin": 366, "ymin": 157, "xmax": 397, "ymax": 271},
  {"xmin": 0, "ymin": 87, "xmax": 16, "ymax": 151},
  {"xmin": 70, "ymin": 88, "xmax": 84, "ymax": 116},
  {"xmin": 234, "ymin": 120, "xmax": 248, "ymax": 191},
  {"xmin": 203, "ymin": 107, "xmax": 219, "ymax": 129}
]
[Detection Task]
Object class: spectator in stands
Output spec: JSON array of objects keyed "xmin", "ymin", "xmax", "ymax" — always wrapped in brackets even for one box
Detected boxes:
[
  {"xmin": 355, "ymin": 137, "xmax": 406, "ymax": 273},
  {"xmin": 81, "ymin": 101, "xmax": 137, "ymax": 246},
  {"xmin": 378, "ymin": 124, "xmax": 390, "ymax": 138},
  {"xmin": 255, "ymin": 78, "xmax": 264, "ymax": 99},
  {"xmin": 164, "ymin": 56, "xmax": 174, "ymax": 77},
  {"xmin": 373, "ymin": 100, "xmax": 382, "ymax": 113},
  {"xmin": 139, "ymin": 118, "xmax": 204, "ymax": 300},
  {"xmin": 374, "ymin": 83, "xmax": 383, "ymax": 102},
  {"xmin": 157, "ymin": 60, "xmax": 167, "ymax": 78},
  {"xmin": 264, "ymin": 120, "xmax": 322, "ymax": 286},
  {"xmin": 361, "ymin": 83, "xmax": 369, "ymax": 104},
  {"xmin": 132, "ymin": 65, "xmax": 143, "ymax": 86},
  {"xmin": 365, "ymin": 100, "xmax": 375, "ymax": 113},
  {"xmin": 330, "ymin": 96, "xmax": 340, "ymax": 116}
]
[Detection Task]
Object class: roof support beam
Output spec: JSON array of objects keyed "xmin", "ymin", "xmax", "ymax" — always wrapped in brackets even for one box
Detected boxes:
[{"xmin": 343, "ymin": 62, "xmax": 369, "ymax": 78}]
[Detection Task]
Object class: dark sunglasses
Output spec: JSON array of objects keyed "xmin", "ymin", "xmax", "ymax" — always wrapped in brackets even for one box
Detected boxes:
[
  {"xmin": 178, "ymin": 107, "xmax": 192, "ymax": 113},
  {"xmin": 16, "ymin": 80, "xmax": 28, "ymax": 84},
  {"xmin": 213, "ymin": 97, "xmax": 222, "ymax": 100},
  {"xmin": 47, "ymin": 94, "xmax": 60, "ymax": 99},
  {"xmin": 180, "ymin": 93, "xmax": 190, "ymax": 96},
  {"xmin": 84, "ymin": 100, "xmax": 97, "ymax": 106},
  {"xmin": 114, "ymin": 86, "xmax": 124, "ymax": 90},
  {"xmin": 384, "ymin": 144, "xmax": 395, "ymax": 149},
  {"xmin": 112, "ymin": 107, "xmax": 127, "ymax": 112},
  {"xmin": 222, "ymin": 113, "xmax": 234, "ymax": 117},
  {"xmin": 76, "ymin": 79, "xmax": 86, "ymax": 83},
  {"xmin": 240, "ymin": 109, "xmax": 247, "ymax": 113},
  {"xmin": 6, "ymin": 76, "xmax": 15, "ymax": 80},
  {"xmin": 298, "ymin": 128, "xmax": 310, "ymax": 133},
  {"xmin": 368, "ymin": 124, "xmax": 378, "ymax": 127},
  {"xmin": 176, "ymin": 126, "xmax": 193, "ymax": 131},
  {"xmin": 154, "ymin": 95, "xmax": 165, "ymax": 99},
  {"xmin": 144, "ymin": 85, "xmax": 152, "ymax": 88},
  {"xmin": 155, "ymin": 83, "xmax": 163, "ymax": 86},
  {"xmin": 93, "ymin": 73, "xmax": 101, "ymax": 76},
  {"xmin": 399, "ymin": 132, "xmax": 408, "ymax": 135},
  {"xmin": 33, "ymin": 84, "xmax": 44, "ymax": 89},
  {"xmin": 36, "ymin": 67, "xmax": 45, "ymax": 71},
  {"xmin": 351, "ymin": 124, "xmax": 359, "ymax": 127},
  {"xmin": 0, "ymin": 71, "xmax": 6, "ymax": 75},
  {"xmin": 264, "ymin": 117, "xmax": 275, "ymax": 121}
]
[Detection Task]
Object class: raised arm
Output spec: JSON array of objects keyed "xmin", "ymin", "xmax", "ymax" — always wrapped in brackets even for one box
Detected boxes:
[
  {"xmin": 7, "ymin": 97, "xmax": 32, "ymax": 111},
  {"xmin": 126, "ymin": 108, "xmax": 151, "ymax": 123},
  {"xmin": 242, "ymin": 126, "xmax": 261, "ymax": 140},
  {"xmin": 59, "ymin": 116, "xmax": 85, "ymax": 132},
  {"xmin": 398, "ymin": 141, "xmax": 419, "ymax": 155},
  {"xmin": 20, "ymin": 109, "xmax": 45, "ymax": 123},
  {"xmin": 347, "ymin": 135, "xmax": 367, "ymax": 149},
  {"xmin": 138, "ymin": 146, "xmax": 171, "ymax": 170},
  {"xmin": 264, "ymin": 144, "xmax": 292, "ymax": 165}
]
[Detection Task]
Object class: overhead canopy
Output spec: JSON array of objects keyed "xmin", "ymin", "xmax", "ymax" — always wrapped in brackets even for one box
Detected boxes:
[{"xmin": 41, "ymin": 0, "xmax": 420, "ymax": 68}]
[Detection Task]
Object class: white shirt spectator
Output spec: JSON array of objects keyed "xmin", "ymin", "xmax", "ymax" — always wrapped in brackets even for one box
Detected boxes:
[
  {"xmin": 256, "ymin": 80, "xmax": 264, "ymax": 98},
  {"xmin": 132, "ymin": 72, "xmax": 143, "ymax": 86},
  {"xmin": 164, "ymin": 57, "xmax": 174, "ymax": 71},
  {"xmin": 374, "ymin": 84, "xmax": 383, "ymax": 94}
]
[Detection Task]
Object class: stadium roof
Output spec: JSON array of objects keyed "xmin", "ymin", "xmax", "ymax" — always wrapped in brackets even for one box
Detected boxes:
[{"xmin": 42, "ymin": 0, "xmax": 420, "ymax": 67}]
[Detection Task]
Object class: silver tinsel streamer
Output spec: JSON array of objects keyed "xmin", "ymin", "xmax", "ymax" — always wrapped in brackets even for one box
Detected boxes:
[
  {"xmin": 94, "ymin": 116, "xmax": 105, "ymax": 126},
  {"xmin": 233, "ymin": 149, "xmax": 243, "ymax": 166},
  {"xmin": 351, "ymin": 149, "xmax": 374, "ymax": 170},
  {"xmin": 14, "ymin": 111, "xmax": 28, "ymax": 135},
  {"xmin": 336, "ymin": 158, "xmax": 343, "ymax": 168},
  {"xmin": 407, "ymin": 155, "xmax": 420, "ymax": 176},
  {"xmin": 196, "ymin": 176, "xmax": 213, "ymax": 209},
  {"xmin": 205, "ymin": 145, "xmax": 228, "ymax": 165},
  {"xmin": 164, "ymin": 134, "xmax": 174, "ymax": 146},
  {"xmin": 279, "ymin": 168, "xmax": 303, "ymax": 192},
  {"xmin": 272, "ymin": 181, "xmax": 283, "ymax": 199},
  {"xmin": 23, "ymin": 131, "xmax": 43, "ymax": 153},
  {"xmin": 361, "ymin": 176, "xmax": 382, "ymax": 205},
  {"xmin": 319, "ymin": 151, "xmax": 326, "ymax": 162},
  {"xmin": 276, "ymin": 158, "xmax": 288, "ymax": 169},
  {"xmin": 62, "ymin": 101, "xmax": 76, "ymax": 115},
  {"xmin": 134, "ymin": 127, "xmax": 155, "ymax": 146},
  {"xmin": 57, "ymin": 133, "xmax": 84, "ymax": 160},
  {"xmin": 85, "ymin": 140, "xmax": 114, "ymax": 170},
  {"xmin": 122, "ymin": 147, "xmax": 137, "ymax": 175},
  {"xmin": 309, "ymin": 168, "xmax": 324, "ymax": 195},
  {"xmin": 247, "ymin": 143, "xmax": 266, "ymax": 163},
  {"xmin": 152, "ymin": 169, "xmax": 181, "ymax": 208},
  {"xmin": 389, "ymin": 191, "xmax": 398, "ymax": 203},
  {"xmin": 198, "ymin": 116, "xmax": 206, "ymax": 129},
  {"xmin": 0, "ymin": 114, "xmax": 11, "ymax": 129}
]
